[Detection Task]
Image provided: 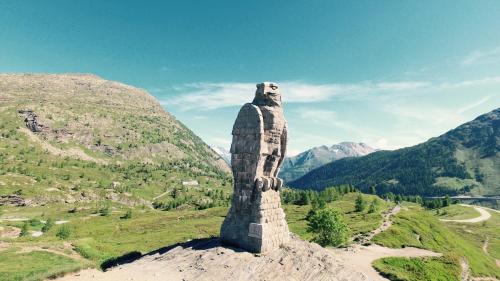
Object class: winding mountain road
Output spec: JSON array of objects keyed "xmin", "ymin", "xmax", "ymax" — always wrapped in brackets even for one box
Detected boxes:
[{"xmin": 440, "ymin": 204, "xmax": 492, "ymax": 223}]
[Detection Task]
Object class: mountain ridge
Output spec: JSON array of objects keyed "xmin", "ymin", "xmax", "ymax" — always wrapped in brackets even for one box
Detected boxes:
[
  {"xmin": 279, "ymin": 142, "xmax": 378, "ymax": 183},
  {"xmin": 289, "ymin": 108, "xmax": 500, "ymax": 197}
]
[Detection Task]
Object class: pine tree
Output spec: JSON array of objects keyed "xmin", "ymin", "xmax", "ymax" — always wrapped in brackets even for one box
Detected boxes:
[{"xmin": 355, "ymin": 194, "xmax": 366, "ymax": 212}]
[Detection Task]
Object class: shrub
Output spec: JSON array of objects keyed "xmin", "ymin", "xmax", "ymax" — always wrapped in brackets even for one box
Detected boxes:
[
  {"xmin": 56, "ymin": 225, "xmax": 71, "ymax": 239},
  {"xmin": 121, "ymin": 209, "xmax": 132, "ymax": 219},
  {"xmin": 20, "ymin": 222, "xmax": 29, "ymax": 237},
  {"xmin": 42, "ymin": 218, "xmax": 54, "ymax": 233},
  {"xmin": 100, "ymin": 207, "xmax": 110, "ymax": 216},
  {"xmin": 307, "ymin": 208, "xmax": 349, "ymax": 247},
  {"xmin": 368, "ymin": 198, "xmax": 379, "ymax": 213},
  {"xmin": 355, "ymin": 194, "xmax": 366, "ymax": 212},
  {"xmin": 29, "ymin": 218, "xmax": 42, "ymax": 227}
]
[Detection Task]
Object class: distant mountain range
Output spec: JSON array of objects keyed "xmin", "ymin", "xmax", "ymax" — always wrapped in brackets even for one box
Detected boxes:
[
  {"xmin": 279, "ymin": 142, "xmax": 378, "ymax": 183},
  {"xmin": 289, "ymin": 108, "xmax": 500, "ymax": 197},
  {"xmin": 212, "ymin": 146, "xmax": 231, "ymax": 165}
]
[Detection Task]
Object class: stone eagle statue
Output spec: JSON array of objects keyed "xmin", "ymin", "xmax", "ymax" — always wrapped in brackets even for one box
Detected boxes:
[{"xmin": 220, "ymin": 82, "xmax": 290, "ymax": 253}]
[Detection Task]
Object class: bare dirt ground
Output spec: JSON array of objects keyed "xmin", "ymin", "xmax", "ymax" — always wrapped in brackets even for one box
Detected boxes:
[
  {"xmin": 0, "ymin": 225, "xmax": 21, "ymax": 238},
  {"xmin": 56, "ymin": 236, "xmax": 368, "ymax": 281}
]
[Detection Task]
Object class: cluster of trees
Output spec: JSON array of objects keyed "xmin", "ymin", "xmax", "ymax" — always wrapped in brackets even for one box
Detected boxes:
[
  {"xmin": 354, "ymin": 193, "xmax": 380, "ymax": 213},
  {"xmin": 152, "ymin": 187, "xmax": 230, "ymax": 211},
  {"xmin": 153, "ymin": 196, "xmax": 191, "ymax": 211},
  {"xmin": 381, "ymin": 192, "xmax": 422, "ymax": 204},
  {"xmin": 421, "ymin": 195, "xmax": 454, "ymax": 209},
  {"xmin": 380, "ymin": 191, "xmax": 456, "ymax": 210},
  {"xmin": 20, "ymin": 218, "xmax": 57, "ymax": 237},
  {"xmin": 282, "ymin": 185, "xmax": 357, "ymax": 206}
]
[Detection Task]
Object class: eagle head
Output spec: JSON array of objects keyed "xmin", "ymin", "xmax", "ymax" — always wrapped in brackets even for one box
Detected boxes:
[{"xmin": 252, "ymin": 82, "xmax": 282, "ymax": 107}]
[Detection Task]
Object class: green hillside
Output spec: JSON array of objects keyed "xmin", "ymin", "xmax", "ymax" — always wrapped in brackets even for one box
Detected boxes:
[
  {"xmin": 0, "ymin": 74, "xmax": 231, "ymax": 208},
  {"xmin": 289, "ymin": 108, "xmax": 499, "ymax": 196}
]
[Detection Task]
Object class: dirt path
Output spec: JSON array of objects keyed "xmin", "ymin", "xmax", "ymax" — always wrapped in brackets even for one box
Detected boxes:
[
  {"xmin": 355, "ymin": 205, "xmax": 401, "ymax": 244},
  {"xmin": 481, "ymin": 237, "xmax": 500, "ymax": 269},
  {"xmin": 331, "ymin": 245, "xmax": 441, "ymax": 281},
  {"xmin": 460, "ymin": 257, "xmax": 500, "ymax": 281},
  {"xmin": 152, "ymin": 190, "xmax": 170, "ymax": 201},
  {"xmin": 482, "ymin": 237, "xmax": 489, "ymax": 255},
  {"xmin": 440, "ymin": 205, "xmax": 491, "ymax": 223},
  {"xmin": 19, "ymin": 243, "xmax": 84, "ymax": 261}
]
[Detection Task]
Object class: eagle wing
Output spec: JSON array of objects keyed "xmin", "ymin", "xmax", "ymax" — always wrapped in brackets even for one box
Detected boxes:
[
  {"xmin": 275, "ymin": 122, "xmax": 288, "ymax": 177},
  {"xmin": 230, "ymin": 103, "xmax": 264, "ymax": 188}
]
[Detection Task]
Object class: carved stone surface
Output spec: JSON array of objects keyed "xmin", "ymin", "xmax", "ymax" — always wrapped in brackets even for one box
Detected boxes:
[{"xmin": 220, "ymin": 82, "xmax": 290, "ymax": 253}]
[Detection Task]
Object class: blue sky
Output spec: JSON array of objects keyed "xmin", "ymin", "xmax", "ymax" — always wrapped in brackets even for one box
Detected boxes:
[{"xmin": 1, "ymin": 1, "xmax": 500, "ymax": 155}]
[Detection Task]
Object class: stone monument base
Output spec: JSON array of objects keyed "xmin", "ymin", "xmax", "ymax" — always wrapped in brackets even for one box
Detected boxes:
[{"xmin": 220, "ymin": 188, "xmax": 289, "ymax": 253}]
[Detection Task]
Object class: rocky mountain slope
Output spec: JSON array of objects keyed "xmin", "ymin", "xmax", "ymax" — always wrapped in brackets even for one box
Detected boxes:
[
  {"xmin": 0, "ymin": 74, "xmax": 230, "ymax": 207},
  {"xmin": 279, "ymin": 142, "xmax": 377, "ymax": 183},
  {"xmin": 289, "ymin": 108, "xmax": 500, "ymax": 197}
]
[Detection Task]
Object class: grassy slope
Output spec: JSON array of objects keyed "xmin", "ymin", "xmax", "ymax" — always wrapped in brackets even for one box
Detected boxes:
[
  {"xmin": 0, "ymin": 250, "xmax": 86, "ymax": 281},
  {"xmin": 285, "ymin": 193, "xmax": 393, "ymax": 240},
  {"xmin": 372, "ymin": 203, "xmax": 499, "ymax": 279},
  {"xmin": 373, "ymin": 256, "xmax": 461, "ymax": 281},
  {"xmin": 444, "ymin": 208, "xmax": 500, "ymax": 263},
  {"xmin": 0, "ymin": 74, "xmax": 231, "ymax": 208},
  {"xmin": 436, "ymin": 204, "xmax": 481, "ymax": 220}
]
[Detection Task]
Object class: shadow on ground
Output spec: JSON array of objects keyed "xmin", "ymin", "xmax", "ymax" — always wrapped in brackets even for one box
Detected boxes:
[{"xmin": 100, "ymin": 237, "xmax": 243, "ymax": 271}]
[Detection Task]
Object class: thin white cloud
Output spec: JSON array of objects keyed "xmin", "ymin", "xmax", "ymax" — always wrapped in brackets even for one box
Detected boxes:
[
  {"xmin": 159, "ymin": 66, "xmax": 172, "ymax": 72},
  {"xmin": 159, "ymin": 76, "xmax": 499, "ymax": 152},
  {"xmin": 165, "ymin": 82, "xmax": 252, "ymax": 110},
  {"xmin": 383, "ymin": 104, "xmax": 465, "ymax": 125},
  {"xmin": 457, "ymin": 96, "xmax": 491, "ymax": 114},
  {"xmin": 210, "ymin": 136, "xmax": 231, "ymax": 147},
  {"xmin": 462, "ymin": 46, "xmax": 500, "ymax": 66},
  {"xmin": 438, "ymin": 76, "xmax": 500, "ymax": 89},
  {"xmin": 299, "ymin": 109, "xmax": 337, "ymax": 122},
  {"xmin": 164, "ymin": 77, "xmax": 500, "ymax": 111},
  {"xmin": 164, "ymin": 80, "xmax": 429, "ymax": 111}
]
